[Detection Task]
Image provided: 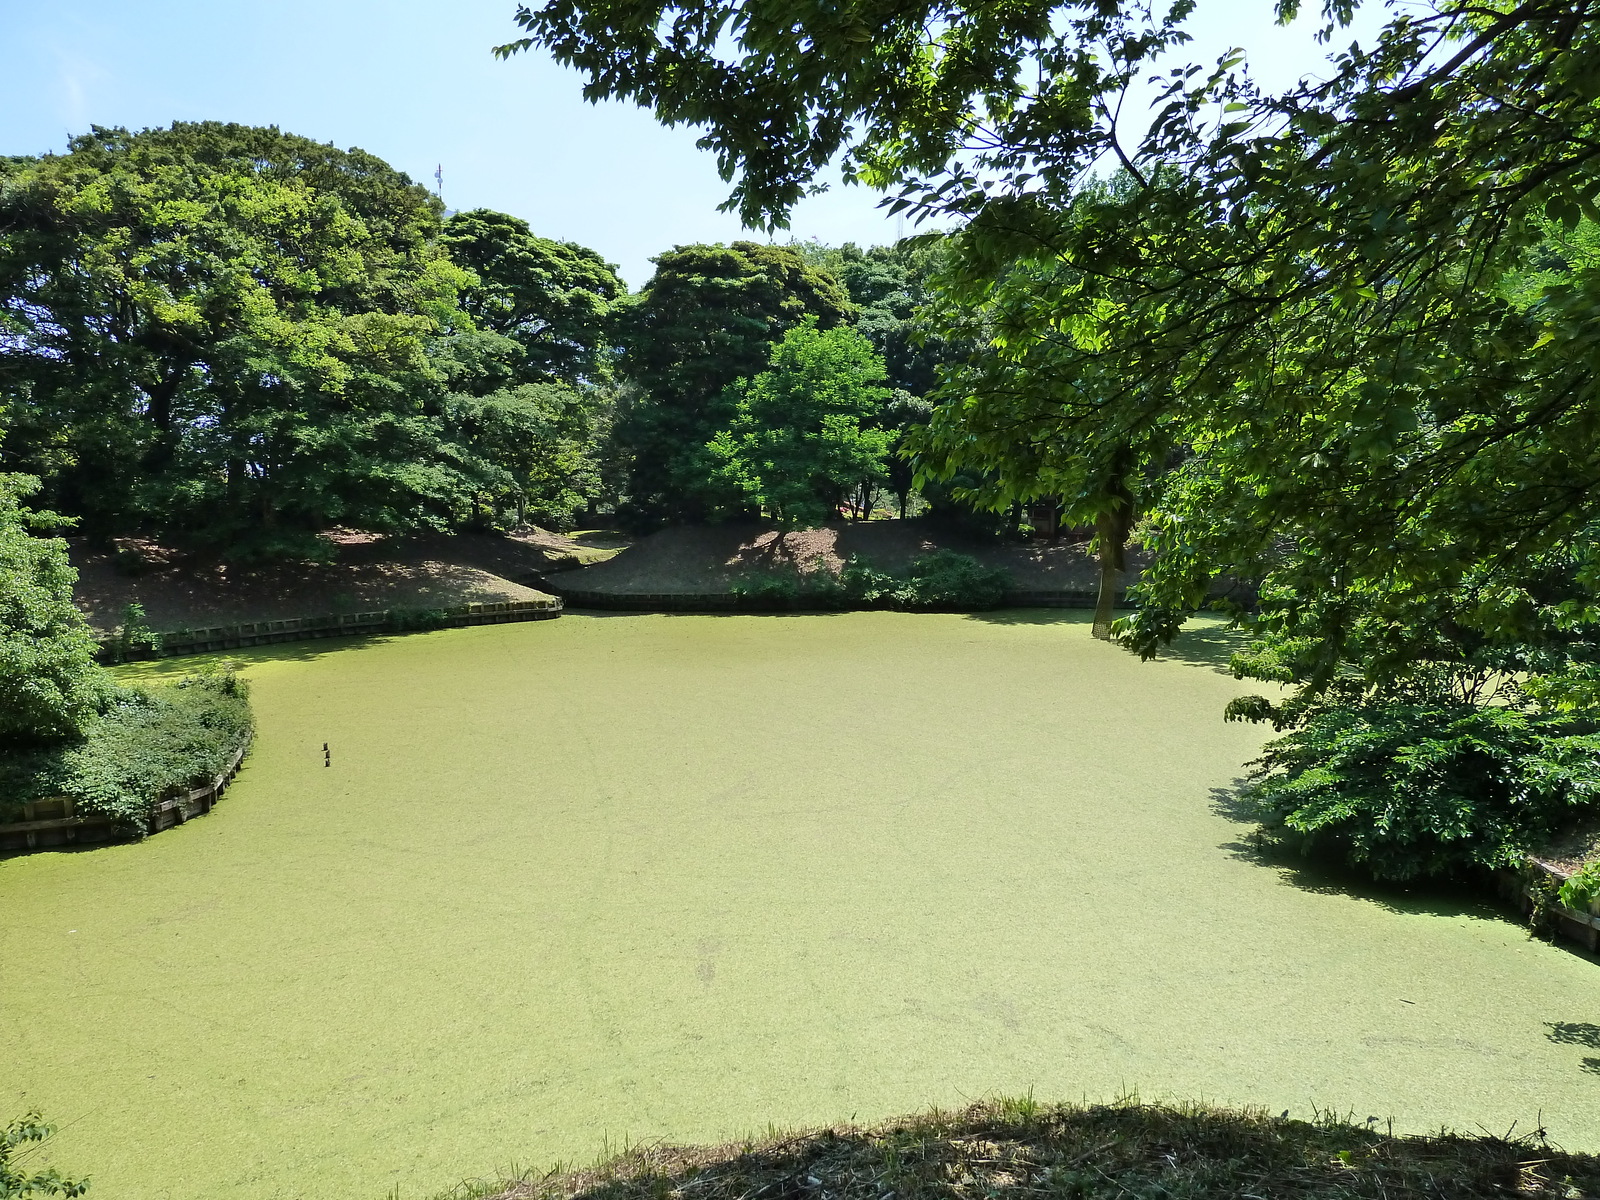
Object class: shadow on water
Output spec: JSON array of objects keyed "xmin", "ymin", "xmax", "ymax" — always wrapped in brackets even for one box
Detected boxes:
[
  {"xmin": 1545, "ymin": 1023, "xmax": 1600, "ymax": 1076},
  {"xmin": 964, "ymin": 608, "xmax": 1094, "ymax": 627},
  {"xmin": 1209, "ymin": 781, "xmax": 1526, "ymax": 924},
  {"xmin": 965, "ymin": 608, "xmax": 1247, "ymax": 674},
  {"xmin": 561, "ymin": 606, "xmax": 858, "ymax": 621},
  {"xmin": 110, "ymin": 630, "xmax": 464, "ymax": 680}
]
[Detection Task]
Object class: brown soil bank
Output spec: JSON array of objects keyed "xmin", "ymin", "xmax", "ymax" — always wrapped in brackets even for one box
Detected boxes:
[
  {"xmin": 69, "ymin": 527, "xmax": 624, "ymax": 633},
  {"xmin": 547, "ymin": 520, "xmax": 1129, "ymax": 596},
  {"xmin": 476, "ymin": 1099, "xmax": 1598, "ymax": 1200}
]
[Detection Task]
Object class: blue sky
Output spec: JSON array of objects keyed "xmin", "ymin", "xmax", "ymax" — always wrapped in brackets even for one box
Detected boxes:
[{"xmin": 0, "ymin": 0, "xmax": 1383, "ymax": 288}]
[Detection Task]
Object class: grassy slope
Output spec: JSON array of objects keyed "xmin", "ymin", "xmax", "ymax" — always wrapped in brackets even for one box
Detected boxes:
[
  {"xmin": 467, "ymin": 1098, "xmax": 1600, "ymax": 1200},
  {"xmin": 1, "ymin": 613, "xmax": 1597, "ymax": 1200}
]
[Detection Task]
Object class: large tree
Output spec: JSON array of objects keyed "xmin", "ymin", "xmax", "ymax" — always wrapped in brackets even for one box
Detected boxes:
[
  {"xmin": 441, "ymin": 208, "xmax": 622, "ymax": 385},
  {"xmin": 0, "ymin": 473, "xmax": 106, "ymax": 745},
  {"xmin": 0, "ymin": 122, "xmax": 472, "ymax": 557},
  {"xmin": 708, "ymin": 320, "xmax": 893, "ymax": 528},
  {"xmin": 610, "ymin": 241, "xmax": 853, "ymax": 523},
  {"xmin": 444, "ymin": 381, "xmax": 609, "ymax": 528}
]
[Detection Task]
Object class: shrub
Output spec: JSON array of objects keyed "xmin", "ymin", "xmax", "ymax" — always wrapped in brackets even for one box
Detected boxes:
[
  {"xmin": 386, "ymin": 606, "xmax": 451, "ymax": 632},
  {"xmin": 837, "ymin": 555, "xmax": 903, "ymax": 606},
  {"xmin": 1, "ymin": 1111, "xmax": 88, "ymax": 1197},
  {"xmin": 0, "ymin": 665, "xmax": 253, "ymax": 834},
  {"xmin": 105, "ymin": 603, "xmax": 162, "ymax": 663},
  {"xmin": 901, "ymin": 550, "xmax": 1010, "ymax": 610},
  {"xmin": 730, "ymin": 571, "xmax": 804, "ymax": 607},
  {"xmin": 1559, "ymin": 859, "xmax": 1600, "ymax": 910},
  {"xmin": 1241, "ymin": 703, "xmax": 1600, "ymax": 881},
  {"xmin": 730, "ymin": 552, "xmax": 1011, "ymax": 612},
  {"xmin": 838, "ymin": 551, "xmax": 1011, "ymax": 611}
]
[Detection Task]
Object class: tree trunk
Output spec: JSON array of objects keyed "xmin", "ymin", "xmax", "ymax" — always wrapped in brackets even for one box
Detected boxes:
[
  {"xmin": 1091, "ymin": 448, "xmax": 1138, "ymax": 640},
  {"xmin": 140, "ymin": 364, "xmax": 189, "ymax": 473},
  {"xmin": 1092, "ymin": 508, "xmax": 1124, "ymax": 640}
]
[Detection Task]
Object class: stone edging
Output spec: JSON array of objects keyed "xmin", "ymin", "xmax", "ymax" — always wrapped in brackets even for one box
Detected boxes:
[
  {"xmin": 0, "ymin": 732, "xmax": 253, "ymax": 853},
  {"xmin": 105, "ymin": 597, "xmax": 562, "ymax": 660}
]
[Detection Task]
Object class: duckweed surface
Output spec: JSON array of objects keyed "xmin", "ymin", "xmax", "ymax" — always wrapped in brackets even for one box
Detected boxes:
[{"xmin": 2, "ymin": 612, "xmax": 1596, "ymax": 1200}]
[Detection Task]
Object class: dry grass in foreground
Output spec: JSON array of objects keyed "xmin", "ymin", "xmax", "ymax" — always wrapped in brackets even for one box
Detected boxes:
[{"xmin": 437, "ymin": 1099, "xmax": 1599, "ymax": 1200}]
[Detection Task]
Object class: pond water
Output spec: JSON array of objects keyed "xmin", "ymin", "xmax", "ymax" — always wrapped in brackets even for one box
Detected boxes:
[{"xmin": 2, "ymin": 612, "xmax": 1596, "ymax": 1200}]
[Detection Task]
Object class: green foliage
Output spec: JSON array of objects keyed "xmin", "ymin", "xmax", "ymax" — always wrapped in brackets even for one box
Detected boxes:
[
  {"xmin": 443, "ymin": 382, "xmax": 608, "ymax": 528},
  {"xmin": 898, "ymin": 550, "xmax": 1011, "ymax": 611},
  {"xmin": 504, "ymin": 0, "xmax": 1600, "ymax": 753},
  {"xmin": 791, "ymin": 240, "xmax": 968, "ymax": 520},
  {"xmin": 0, "ymin": 121, "xmax": 471, "ymax": 556},
  {"xmin": 0, "ymin": 475, "xmax": 108, "ymax": 745},
  {"xmin": 441, "ymin": 208, "xmax": 622, "ymax": 385},
  {"xmin": 1558, "ymin": 860, "xmax": 1600, "ymax": 911},
  {"xmin": 1240, "ymin": 704, "xmax": 1600, "ymax": 882},
  {"xmin": 0, "ymin": 665, "xmax": 252, "ymax": 833},
  {"xmin": 732, "ymin": 551, "xmax": 1009, "ymax": 612},
  {"xmin": 708, "ymin": 321, "xmax": 893, "ymax": 528},
  {"xmin": 728, "ymin": 570, "xmax": 809, "ymax": 607},
  {"xmin": 385, "ymin": 606, "xmax": 452, "ymax": 632},
  {"xmin": 0, "ymin": 1113, "xmax": 87, "ymax": 1198},
  {"xmin": 610, "ymin": 242, "xmax": 854, "ymax": 523},
  {"xmin": 791, "ymin": 240, "xmax": 958, "ymax": 399},
  {"xmin": 106, "ymin": 603, "xmax": 161, "ymax": 664}
]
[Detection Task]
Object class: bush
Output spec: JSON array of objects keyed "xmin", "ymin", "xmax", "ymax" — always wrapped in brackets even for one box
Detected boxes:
[
  {"xmin": 731, "ymin": 552, "xmax": 1010, "ymax": 612},
  {"xmin": 1, "ymin": 1112, "xmax": 87, "ymax": 1197},
  {"xmin": 105, "ymin": 603, "xmax": 162, "ymax": 663},
  {"xmin": 729, "ymin": 571, "xmax": 805, "ymax": 607},
  {"xmin": 901, "ymin": 550, "xmax": 1010, "ymax": 610},
  {"xmin": 0, "ymin": 665, "xmax": 253, "ymax": 834},
  {"xmin": 385, "ymin": 606, "xmax": 451, "ymax": 632},
  {"xmin": 1241, "ymin": 703, "xmax": 1600, "ymax": 881},
  {"xmin": 1559, "ymin": 859, "xmax": 1600, "ymax": 910}
]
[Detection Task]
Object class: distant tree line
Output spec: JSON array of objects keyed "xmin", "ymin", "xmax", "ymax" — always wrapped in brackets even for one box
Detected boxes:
[{"xmin": 0, "ymin": 121, "xmax": 993, "ymax": 562}]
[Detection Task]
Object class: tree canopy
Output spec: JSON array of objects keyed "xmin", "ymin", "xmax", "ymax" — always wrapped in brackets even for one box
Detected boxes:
[
  {"xmin": 0, "ymin": 474, "xmax": 106, "ymax": 745},
  {"xmin": 0, "ymin": 123, "xmax": 640, "ymax": 552},
  {"xmin": 610, "ymin": 240, "xmax": 854, "ymax": 523},
  {"xmin": 0, "ymin": 121, "xmax": 469, "ymax": 556},
  {"xmin": 708, "ymin": 319, "xmax": 892, "ymax": 528},
  {"xmin": 441, "ymin": 208, "xmax": 622, "ymax": 385},
  {"xmin": 501, "ymin": 0, "xmax": 1600, "ymax": 697}
]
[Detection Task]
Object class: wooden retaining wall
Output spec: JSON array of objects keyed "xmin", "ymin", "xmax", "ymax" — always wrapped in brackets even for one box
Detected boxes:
[
  {"xmin": 0, "ymin": 734, "xmax": 252, "ymax": 853},
  {"xmin": 106, "ymin": 597, "xmax": 561, "ymax": 660},
  {"xmin": 1499, "ymin": 859, "xmax": 1600, "ymax": 954}
]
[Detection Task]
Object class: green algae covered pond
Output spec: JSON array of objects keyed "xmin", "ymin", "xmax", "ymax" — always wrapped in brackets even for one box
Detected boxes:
[{"xmin": 2, "ymin": 612, "xmax": 1597, "ymax": 1200}]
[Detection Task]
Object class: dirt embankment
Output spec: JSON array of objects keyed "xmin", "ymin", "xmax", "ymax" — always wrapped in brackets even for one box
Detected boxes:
[
  {"xmin": 70, "ymin": 527, "xmax": 627, "ymax": 633},
  {"xmin": 546, "ymin": 519, "xmax": 1128, "ymax": 595}
]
